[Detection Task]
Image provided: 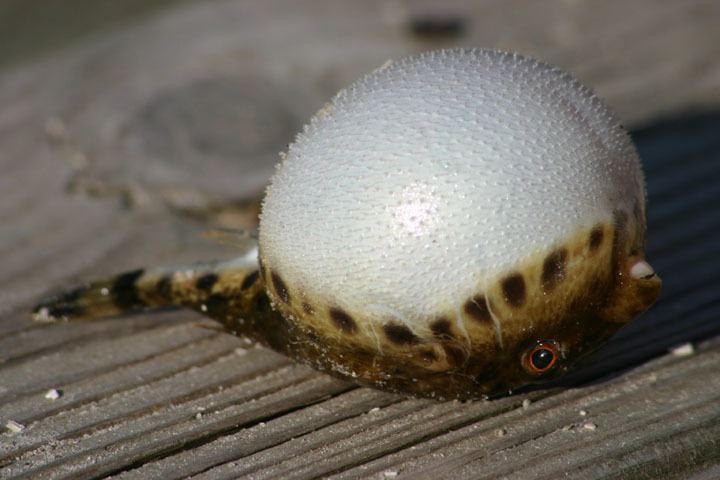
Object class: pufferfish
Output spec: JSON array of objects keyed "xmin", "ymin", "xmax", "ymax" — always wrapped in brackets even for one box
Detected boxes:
[{"xmin": 33, "ymin": 49, "xmax": 661, "ymax": 400}]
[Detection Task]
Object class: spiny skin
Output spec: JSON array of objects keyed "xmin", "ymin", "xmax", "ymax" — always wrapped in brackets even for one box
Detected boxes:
[
  {"xmin": 260, "ymin": 49, "xmax": 644, "ymax": 330},
  {"xmin": 32, "ymin": 49, "xmax": 661, "ymax": 399}
]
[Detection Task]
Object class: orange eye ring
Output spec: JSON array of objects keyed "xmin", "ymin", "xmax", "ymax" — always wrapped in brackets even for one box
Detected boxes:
[{"xmin": 524, "ymin": 341, "xmax": 559, "ymax": 374}]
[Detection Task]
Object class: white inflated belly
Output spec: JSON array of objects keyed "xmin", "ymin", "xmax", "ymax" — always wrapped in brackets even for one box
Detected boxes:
[{"xmin": 259, "ymin": 49, "xmax": 643, "ymax": 327}]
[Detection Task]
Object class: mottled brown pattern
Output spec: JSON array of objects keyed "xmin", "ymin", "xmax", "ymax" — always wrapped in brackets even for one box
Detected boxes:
[
  {"xmin": 240, "ymin": 270, "xmax": 259, "ymax": 290},
  {"xmin": 542, "ymin": 247, "xmax": 567, "ymax": 292},
  {"xmin": 501, "ymin": 273, "xmax": 526, "ymax": 307},
  {"xmin": 430, "ymin": 317, "xmax": 453, "ymax": 337},
  {"xmin": 246, "ymin": 220, "xmax": 658, "ymax": 398},
  {"xmin": 254, "ymin": 290, "xmax": 271, "ymax": 313},
  {"xmin": 302, "ymin": 302, "xmax": 314, "ymax": 315},
  {"xmin": 270, "ymin": 271, "xmax": 290, "ymax": 303},
  {"xmin": 111, "ymin": 269, "xmax": 145, "ymax": 310},
  {"xmin": 420, "ymin": 349, "xmax": 439, "ymax": 362},
  {"xmin": 155, "ymin": 276, "xmax": 173, "ymax": 299},
  {"xmin": 195, "ymin": 273, "xmax": 218, "ymax": 291},
  {"xmin": 203, "ymin": 293, "xmax": 228, "ymax": 318},
  {"xmin": 589, "ymin": 225, "xmax": 604, "ymax": 252},
  {"xmin": 464, "ymin": 296, "xmax": 492, "ymax": 323},
  {"xmin": 383, "ymin": 322, "xmax": 420, "ymax": 345},
  {"xmin": 34, "ymin": 287, "xmax": 86, "ymax": 319},
  {"xmin": 33, "ymin": 220, "xmax": 660, "ymax": 400},
  {"xmin": 441, "ymin": 343, "xmax": 468, "ymax": 368},
  {"xmin": 329, "ymin": 307, "xmax": 357, "ymax": 334}
]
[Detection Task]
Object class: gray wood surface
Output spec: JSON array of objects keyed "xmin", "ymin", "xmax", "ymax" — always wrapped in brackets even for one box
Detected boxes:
[{"xmin": 1, "ymin": 1, "xmax": 719, "ymax": 478}]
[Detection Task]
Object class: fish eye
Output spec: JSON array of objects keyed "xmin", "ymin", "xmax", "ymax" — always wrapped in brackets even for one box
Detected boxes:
[{"xmin": 524, "ymin": 340, "xmax": 559, "ymax": 374}]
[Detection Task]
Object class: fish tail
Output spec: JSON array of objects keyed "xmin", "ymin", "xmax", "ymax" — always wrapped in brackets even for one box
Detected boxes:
[
  {"xmin": 32, "ymin": 250, "xmax": 263, "ymax": 328},
  {"xmin": 32, "ymin": 267, "xmax": 189, "ymax": 322}
]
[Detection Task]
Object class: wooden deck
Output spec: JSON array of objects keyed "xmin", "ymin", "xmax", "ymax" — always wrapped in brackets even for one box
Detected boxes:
[{"xmin": 1, "ymin": 1, "xmax": 720, "ymax": 478}]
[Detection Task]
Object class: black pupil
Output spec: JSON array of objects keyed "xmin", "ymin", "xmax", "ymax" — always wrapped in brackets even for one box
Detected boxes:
[{"xmin": 531, "ymin": 348, "xmax": 555, "ymax": 370}]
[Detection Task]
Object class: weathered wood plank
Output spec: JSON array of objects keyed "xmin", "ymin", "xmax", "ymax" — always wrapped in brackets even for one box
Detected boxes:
[
  {"xmin": 0, "ymin": 332, "xmax": 241, "ymax": 424},
  {"xmin": 0, "ymin": 320, "xmax": 213, "ymax": 405},
  {"xmin": 7, "ymin": 376, "xmax": 352, "ymax": 479},
  {"xmin": 329, "ymin": 339, "xmax": 720, "ymax": 479},
  {"xmin": 115, "ymin": 389, "xmax": 403, "ymax": 480}
]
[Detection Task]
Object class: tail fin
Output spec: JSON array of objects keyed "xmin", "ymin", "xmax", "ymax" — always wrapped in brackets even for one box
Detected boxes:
[
  {"xmin": 33, "ymin": 268, "xmax": 181, "ymax": 322},
  {"xmin": 32, "ymin": 249, "xmax": 262, "ymax": 326}
]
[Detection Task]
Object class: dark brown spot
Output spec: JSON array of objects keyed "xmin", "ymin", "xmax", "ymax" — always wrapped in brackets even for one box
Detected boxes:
[
  {"xmin": 302, "ymin": 302, "xmax": 314, "ymax": 315},
  {"xmin": 156, "ymin": 276, "xmax": 173, "ymax": 299},
  {"xmin": 501, "ymin": 273, "xmax": 526, "ymax": 308},
  {"xmin": 111, "ymin": 269, "xmax": 145, "ymax": 309},
  {"xmin": 430, "ymin": 317, "xmax": 453, "ymax": 337},
  {"xmin": 442, "ymin": 343, "xmax": 468, "ymax": 367},
  {"xmin": 589, "ymin": 225, "xmax": 604, "ymax": 252},
  {"xmin": 35, "ymin": 287, "xmax": 85, "ymax": 318},
  {"xmin": 383, "ymin": 322, "xmax": 420, "ymax": 345},
  {"xmin": 204, "ymin": 293, "xmax": 227, "ymax": 317},
  {"xmin": 240, "ymin": 270, "xmax": 259, "ymax": 290},
  {"xmin": 464, "ymin": 295, "xmax": 492, "ymax": 324},
  {"xmin": 254, "ymin": 292, "xmax": 270, "ymax": 313},
  {"xmin": 329, "ymin": 308, "xmax": 357, "ymax": 334},
  {"xmin": 270, "ymin": 271, "xmax": 290, "ymax": 303},
  {"xmin": 196, "ymin": 273, "xmax": 218, "ymax": 292},
  {"xmin": 542, "ymin": 248, "xmax": 568, "ymax": 292},
  {"xmin": 473, "ymin": 360, "xmax": 501, "ymax": 386}
]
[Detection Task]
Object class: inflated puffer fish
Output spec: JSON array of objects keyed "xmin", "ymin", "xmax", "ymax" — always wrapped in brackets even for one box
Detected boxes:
[{"xmin": 33, "ymin": 49, "xmax": 661, "ymax": 400}]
